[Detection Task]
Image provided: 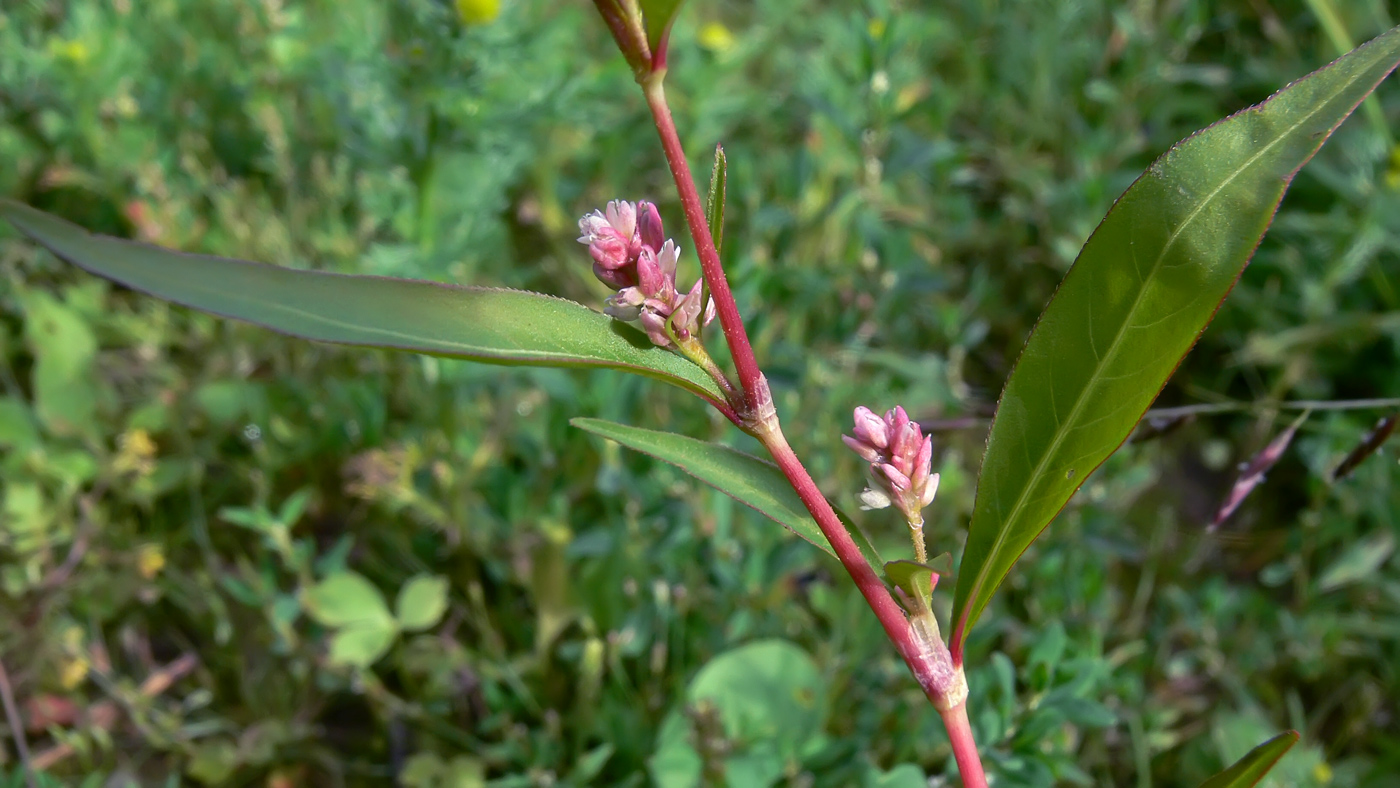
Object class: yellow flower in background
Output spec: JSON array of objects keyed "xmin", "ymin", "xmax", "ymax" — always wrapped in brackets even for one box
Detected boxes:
[
  {"xmin": 698, "ymin": 22, "xmax": 735, "ymax": 54},
  {"xmin": 137, "ymin": 543, "xmax": 166, "ymax": 579},
  {"xmin": 455, "ymin": 0, "xmax": 500, "ymax": 25},
  {"xmin": 114, "ymin": 428, "xmax": 157, "ymax": 476},
  {"xmin": 48, "ymin": 38, "xmax": 90, "ymax": 64},
  {"xmin": 59, "ymin": 656, "xmax": 90, "ymax": 689}
]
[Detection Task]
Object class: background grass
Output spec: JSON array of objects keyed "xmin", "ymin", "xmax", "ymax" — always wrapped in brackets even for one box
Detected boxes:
[{"xmin": 1, "ymin": 0, "xmax": 1398, "ymax": 785}]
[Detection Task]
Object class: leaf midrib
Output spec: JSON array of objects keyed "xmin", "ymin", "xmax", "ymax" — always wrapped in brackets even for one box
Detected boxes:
[{"xmin": 961, "ymin": 86, "xmax": 1348, "ymax": 626}]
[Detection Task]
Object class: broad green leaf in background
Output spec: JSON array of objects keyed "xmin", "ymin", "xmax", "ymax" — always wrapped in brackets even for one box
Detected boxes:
[
  {"xmin": 640, "ymin": 0, "xmax": 685, "ymax": 58},
  {"xmin": 572, "ymin": 418, "xmax": 881, "ymax": 574},
  {"xmin": 303, "ymin": 571, "xmax": 393, "ymax": 628},
  {"xmin": 304, "ymin": 571, "xmax": 399, "ymax": 668},
  {"xmin": 0, "ymin": 200, "xmax": 728, "ymax": 408},
  {"xmin": 395, "ymin": 574, "xmax": 450, "ymax": 632},
  {"xmin": 951, "ymin": 26, "xmax": 1400, "ymax": 656},
  {"xmin": 1198, "ymin": 731, "xmax": 1299, "ymax": 788},
  {"xmin": 649, "ymin": 639, "xmax": 826, "ymax": 788}
]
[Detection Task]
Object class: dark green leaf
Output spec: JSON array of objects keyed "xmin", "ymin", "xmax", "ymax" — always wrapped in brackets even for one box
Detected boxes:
[
  {"xmin": 1198, "ymin": 731, "xmax": 1299, "ymax": 788},
  {"xmin": 571, "ymin": 418, "xmax": 880, "ymax": 573},
  {"xmin": 0, "ymin": 199, "xmax": 728, "ymax": 407},
  {"xmin": 952, "ymin": 26, "xmax": 1400, "ymax": 653}
]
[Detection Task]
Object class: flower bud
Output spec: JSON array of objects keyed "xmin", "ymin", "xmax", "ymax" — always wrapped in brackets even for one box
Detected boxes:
[
  {"xmin": 657, "ymin": 239, "xmax": 680, "ymax": 280},
  {"xmin": 842, "ymin": 435, "xmax": 882, "ymax": 464},
  {"xmin": 638, "ymin": 201, "xmax": 664, "ymax": 253},
  {"xmin": 637, "ymin": 248, "xmax": 665, "ymax": 296},
  {"xmin": 639, "ymin": 310, "xmax": 671, "ymax": 347},
  {"xmin": 852, "ymin": 406, "xmax": 890, "ymax": 449},
  {"xmin": 672, "ymin": 279, "xmax": 704, "ymax": 337}
]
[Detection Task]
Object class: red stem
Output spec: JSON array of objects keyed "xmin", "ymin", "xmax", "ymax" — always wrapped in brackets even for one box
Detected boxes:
[
  {"xmin": 641, "ymin": 72, "xmax": 988, "ymax": 785},
  {"xmin": 941, "ymin": 702, "xmax": 990, "ymax": 788},
  {"xmin": 642, "ymin": 80, "xmax": 765, "ymax": 410}
]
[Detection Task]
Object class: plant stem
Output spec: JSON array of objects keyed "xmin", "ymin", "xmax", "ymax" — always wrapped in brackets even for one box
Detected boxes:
[
  {"xmin": 760, "ymin": 425, "xmax": 963, "ymax": 692},
  {"xmin": 922, "ymin": 396, "xmax": 1400, "ymax": 433},
  {"xmin": 641, "ymin": 72, "xmax": 988, "ymax": 784},
  {"xmin": 908, "ymin": 515, "xmax": 928, "ymax": 565},
  {"xmin": 642, "ymin": 78, "xmax": 765, "ymax": 411},
  {"xmin": 941, "ymin": 701, "xmax": 990, "ymax": 788}
]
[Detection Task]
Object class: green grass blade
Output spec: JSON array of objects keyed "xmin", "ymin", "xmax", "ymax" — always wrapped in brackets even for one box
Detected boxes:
[
  {"xmin": 951, "ymin": 26, "xmax": 1400, "ymax": 656},
  {"xmin": 572, "ymin": 417, "xmax": 881, "ymax": 573},
  {"xmin": 0, "ymin": 199, "xmax": 727, "ymax": 406},
  {"xmin": 1197, "ymin": 731, "xmax": 1299, "ymax": 788}
]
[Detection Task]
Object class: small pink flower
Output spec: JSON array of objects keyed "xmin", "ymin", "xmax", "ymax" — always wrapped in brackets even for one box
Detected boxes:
[
  {"xmin": 578, "ymin": 200, "xmax": 640, "ymax": 273},
  {"xmin": 638, "ymin": 201, "xmax": 664, "ymax": 254}
]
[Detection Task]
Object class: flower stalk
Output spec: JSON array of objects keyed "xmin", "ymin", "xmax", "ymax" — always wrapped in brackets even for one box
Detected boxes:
[{"xmin": 584, "ymin": 9, "xmax": 990, "ymax": 784}]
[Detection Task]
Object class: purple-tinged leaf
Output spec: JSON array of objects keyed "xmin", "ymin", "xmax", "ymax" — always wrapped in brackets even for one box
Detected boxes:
[
  {"xmin": 1211, "ymin": 411, "xmax": 1309, "ymax": 530},
  {"xmin": 1330, "ymin": 412, "xmax": 1397, "ymax": 481}
]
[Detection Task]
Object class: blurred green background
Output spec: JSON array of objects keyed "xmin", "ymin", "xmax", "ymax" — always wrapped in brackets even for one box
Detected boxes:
[{"xmin": 1, "ymin": 0, "xmax": 1398, "ymax": 785}]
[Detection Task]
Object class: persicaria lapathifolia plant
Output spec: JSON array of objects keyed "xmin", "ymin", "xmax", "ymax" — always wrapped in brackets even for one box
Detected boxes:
[{"xmin": 3, "ymin": 1, "xmax": 1400, "ymax": 784}]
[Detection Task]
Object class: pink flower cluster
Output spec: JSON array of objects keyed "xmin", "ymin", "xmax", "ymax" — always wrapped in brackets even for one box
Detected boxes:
[
  {"xmin": 577, "ymin": 200, "xmax": 714, "ymax": 348},
  {"xmin": 843, "ymin": 405, "xmax": 940, "ymax": 522}
]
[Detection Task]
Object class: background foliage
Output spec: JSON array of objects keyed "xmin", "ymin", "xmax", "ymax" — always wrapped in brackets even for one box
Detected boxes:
[{"xmin": 0, "ymin": 0, "xmax": 1397, "ymax": 785}]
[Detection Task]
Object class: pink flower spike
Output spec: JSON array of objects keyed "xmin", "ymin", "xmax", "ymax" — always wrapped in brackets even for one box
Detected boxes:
[
  {"xmin": 852, "ymin": 406, "xmax": 890, "ymax": 449},
  {"xmin": 638, "ymin": 201, "xmax": 664, "ymax": 253},
  {"xmin": 842, "ymin": 434, "xmax": 882, "ymax": 464},
  {"xmin": 702, "ymin": 297, "xmax": 716, "ymax": 327}
]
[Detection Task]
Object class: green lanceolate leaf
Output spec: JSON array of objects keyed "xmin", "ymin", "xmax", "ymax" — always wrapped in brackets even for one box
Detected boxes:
[
  {"xmin": 640, "ymin": 0, "xmax": 684, "ymax": 60},
  {"xmin": 706, "ymin": 145, "xmax": 727, "ymax": 256},
  {"xmin": 572, "ymin": 418, "xmax": 880, "ymax": 573},
  {"xmin": 0, "ymin": 200, "xmax": 727, "ymax": 406},
  {"xmin": 951, "ymin": 26, "xmax": 1400, "ymax": 656},
  {"xmin": 1198, "ymin": 731, "xmax": 1299, "ymax": 788}
]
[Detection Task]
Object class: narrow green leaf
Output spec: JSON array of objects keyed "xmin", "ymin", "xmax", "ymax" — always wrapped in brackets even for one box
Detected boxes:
[
  {"xmin": 1198, "ymin": 731, "xmax": 1299, "ymax": 788},
  {"xmin": 952, "ymin": 27, "xmax": 1400, "ymax": 654},
  {"xmin": 0, "ymin": 200, "xmax": 728, "ymax": 407},
  {"xmin": 640, "ymin": 0, "xmax": 684, "ymax": 59},
  {"xmin": 571, "ymin": 418, "xmax": 880, "ymax": 573},
  {"xmin": 706, "ymin": 145, "xmax": 727, "ymax": 257}
]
